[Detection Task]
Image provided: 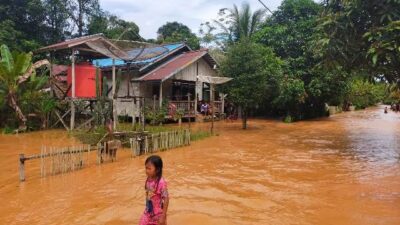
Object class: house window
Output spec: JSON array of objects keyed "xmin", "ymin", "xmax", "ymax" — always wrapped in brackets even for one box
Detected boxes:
[
  {"xmin": 172, "ymin": 80, "xmax": 195, "ymax": 100},
  {"xmin": 152, "ymin": 83, "xmax": 160, "ymax": 99}
]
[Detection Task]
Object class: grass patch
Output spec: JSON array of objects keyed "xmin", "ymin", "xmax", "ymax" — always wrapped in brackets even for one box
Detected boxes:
[
  {"xmin": 70, "ymin": 127, "xmax": 107, "ymax": 145},
  {"xmin": 116, "ymin": 123, "xmax": 174, "ymax": 133},
  {"xmin": 190, "ymin": 130, "xmax": 213, "ymax": 141},
  {"xmin": 1, "ymin": 126, "xmax": 15, "ymax": 134}
]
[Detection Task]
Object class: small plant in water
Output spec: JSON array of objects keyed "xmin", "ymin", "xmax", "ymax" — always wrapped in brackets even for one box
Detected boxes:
[{"xmin": 283, "ymin": 115, "xmax": 293, "ymax": 123}]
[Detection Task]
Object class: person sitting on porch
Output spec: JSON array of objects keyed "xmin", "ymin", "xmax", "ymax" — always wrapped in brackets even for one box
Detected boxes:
[
  {"xmin": 200, "ymin": 101, "xmax": 208, "ymax": 116},
  {"xmin": 168, "ymin": 102, "xmax": 177, "ymax": 117}
]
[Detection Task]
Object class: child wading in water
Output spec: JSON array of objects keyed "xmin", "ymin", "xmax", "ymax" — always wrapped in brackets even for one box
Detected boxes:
[{"xmin": 139, "ymin": 155, "xmax": 169, "ymax": 225}]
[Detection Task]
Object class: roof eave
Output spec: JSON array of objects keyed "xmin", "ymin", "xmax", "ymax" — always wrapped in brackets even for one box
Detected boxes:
[{"xmin": 136, "ymin": 51, "xmax": 208, "ymax": 82}]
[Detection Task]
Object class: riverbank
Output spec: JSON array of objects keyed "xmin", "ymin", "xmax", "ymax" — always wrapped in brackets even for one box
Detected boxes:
[{"xmin": 0, "ymin": 105, "xmax": 399, "ymax": 225}]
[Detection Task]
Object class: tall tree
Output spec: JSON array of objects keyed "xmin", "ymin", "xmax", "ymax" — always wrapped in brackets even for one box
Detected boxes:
[
  {"xmin": 157, "ymin": 22, "xmax": 200, "ymax": 49},
  {"xmin": 313, "ymin": 0, "xmax": 400, "ymax": 82},
  {"xmin": 44, "ymin": 0, "xmax": 71, "ymax": 43},
  {"xmin": 88, "ymin": 12, "xmax": 142, "ymax": 41},
  {"xmin": 68, "ymin": 0, "xmax": 101, "ymax": 36},
  {"xmin": 220, "ymin": 39, "xmax": 283, "ymax": 129},
  {"xmin": 255, "ymin": 0, "xmax": 333, "ymax": 120},
  {"xmin": 0, "ymin": 0, "xmax": 47, "ymax": 51},
  {"xmin": 255, "ymin": 0, "xmax": 320, "ymax": 77},
  {"xmin": 201, "ymin": 2, "xmax": 265, "ymax": 48},
  {"xmin": 222, "ymin": 3, "xmax": 265, "ymax": 41}
]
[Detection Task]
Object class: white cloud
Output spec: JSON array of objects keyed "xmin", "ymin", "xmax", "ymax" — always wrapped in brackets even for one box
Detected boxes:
[{"xmin": 99, "ymin": 0, "xmax": 284, "ymax": 39}]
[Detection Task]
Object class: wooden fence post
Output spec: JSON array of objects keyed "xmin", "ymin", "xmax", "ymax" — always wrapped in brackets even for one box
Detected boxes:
[
  {"xmin": 19, "ymin": 154, "xmax": 25, "ymax": 182},
  {"xmin": 187, "ymin": 93, "xmax": 191, "ymax": 129}
]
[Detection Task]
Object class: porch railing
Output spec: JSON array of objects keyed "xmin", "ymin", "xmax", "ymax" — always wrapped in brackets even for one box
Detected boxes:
[
  {"xmin": 169, "ymin": 100, "xmax": 195, "ymax": 116},
  {"xmin": 214, "ymin": 101, "xmax": 222, "ymax": 114},
  {"xmin": 142, "ymin": 98, "xmax": 223, "ymax": 117}
]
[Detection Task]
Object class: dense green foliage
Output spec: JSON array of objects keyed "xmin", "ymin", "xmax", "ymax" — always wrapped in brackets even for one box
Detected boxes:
[
  {"xmin": 157, "ymin": 22, "xmax": 200, "ymax": 50},
  {"xmin": 220, "ymin": 39, "xmax": 282, "ymax": 128},
  {"xmin": 314, "ymin": 0, "xmax": 400, "ymax": 81},
  {"xmin": 88, "ymin": 12, "xmax": 141, "ymax": 40},
  {"xmin": 345, "ymin": 79, "xmax": 387, "ymax": 110},
  {"xmin": 215, "ymin": 0, "xmax": 395, "ymax": 125},
  {"xmin": 0, "ymin": 44, "xmax": 54, "ymax": 130},
  {"xmin": 1, "ymin": 0, "xmax": 399, "ymax": 132},
  {"xmin": 0, "ymin": 0, "xmax": 143, "ymax": 51},
  {"xmin": 255, "ymin": 0, "xmax": 328, "ymax": 119}
]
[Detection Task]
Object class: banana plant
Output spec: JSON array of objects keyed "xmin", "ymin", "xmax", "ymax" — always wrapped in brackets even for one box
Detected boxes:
[{"xmin": 0, "ymin": 44, "xmax": 49, "ymax": 128}]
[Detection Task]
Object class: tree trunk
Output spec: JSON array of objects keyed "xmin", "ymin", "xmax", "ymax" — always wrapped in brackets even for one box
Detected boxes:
[
  {"xmin": 7, "ymin": 92, "xmax": 27, "ymax": 127},
  {"xmin": 78, "ymin": 0, "xmax": 84, "ymax": 36},
  {"xmin": 242, "ymin": 109, "xmax": 247, "ymax": 129}
]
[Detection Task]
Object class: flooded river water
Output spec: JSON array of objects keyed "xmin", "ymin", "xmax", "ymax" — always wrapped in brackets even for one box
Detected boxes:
[{"xmin": 0, "ymin": 106, "xmax": 399, "ymax": 225}]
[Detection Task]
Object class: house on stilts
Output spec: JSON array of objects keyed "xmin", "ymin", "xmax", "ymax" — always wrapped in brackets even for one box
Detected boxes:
[{"xmin": 36, "ymin": 34, "xmax": 231, "ymax": 130}]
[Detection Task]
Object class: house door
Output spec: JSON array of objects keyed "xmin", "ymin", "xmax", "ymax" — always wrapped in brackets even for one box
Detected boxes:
[{"xmin": 202, "ymin": 82, "xmax": 210, "ymax": 102}]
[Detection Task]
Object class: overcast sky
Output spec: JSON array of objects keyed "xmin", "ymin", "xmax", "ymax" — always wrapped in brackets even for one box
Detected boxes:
[{"xmin": 99, "ymin": 0, "xmax": 284, "ymax": 39}]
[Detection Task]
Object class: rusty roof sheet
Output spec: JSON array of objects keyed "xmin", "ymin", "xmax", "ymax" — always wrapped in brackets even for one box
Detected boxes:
[
  {"xmin": 36, "ymin": 34, "xmax": 129, "ymax": 59},
  {"xmin": 37, "ymin": 34, "xmax": 105, "ymax": 52},
  {"xmin": 136, "ymin": 49, "xmax": 210, "ymax": 82},
  {"xmin": 36, "ymin": 34, "xmax": 184, "ymax": 63}
]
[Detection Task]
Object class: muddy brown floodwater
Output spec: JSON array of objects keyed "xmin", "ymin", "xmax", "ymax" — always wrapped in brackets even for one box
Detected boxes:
[{"xmin": 0, "ymin": 105, "xmax": 399, "ymax": 225}]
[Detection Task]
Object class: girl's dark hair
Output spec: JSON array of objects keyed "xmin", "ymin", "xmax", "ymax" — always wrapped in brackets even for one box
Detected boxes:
[{"xmin": 145, "ymin": 155, "xmax": 163, "ymax": 179}]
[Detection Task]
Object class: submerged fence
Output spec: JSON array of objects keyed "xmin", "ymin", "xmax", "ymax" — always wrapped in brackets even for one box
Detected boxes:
[
  {"xmin": 18, "ymin": 130, "xmax": 190, "ymax": 182},
  {"xmin": 130, "ymin": 129, "xmax": 191, "ymax": 156},
  {"xmin": 19, "ymin": 141, "xmax": 120, "ymax": 182},
  {"xmin": 39, "ymin": 145, "xmax": 91, "ymax": 177}
]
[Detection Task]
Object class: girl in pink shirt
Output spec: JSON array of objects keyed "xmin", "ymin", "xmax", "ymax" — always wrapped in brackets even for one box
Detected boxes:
[{"xmin": 139, "ymin": 155, "xmax": 169, "ymax": 225}]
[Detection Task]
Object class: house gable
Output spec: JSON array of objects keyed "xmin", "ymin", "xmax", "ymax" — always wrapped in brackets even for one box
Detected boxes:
[{"xmin": 135, "ymin": 49, "xmax": 218, "ymax": 82}]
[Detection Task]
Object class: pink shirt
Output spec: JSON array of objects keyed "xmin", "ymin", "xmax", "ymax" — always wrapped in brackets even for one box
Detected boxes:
[{"xmin": 145, "ymin": 177, "xmax": 168, "ymax": 216}]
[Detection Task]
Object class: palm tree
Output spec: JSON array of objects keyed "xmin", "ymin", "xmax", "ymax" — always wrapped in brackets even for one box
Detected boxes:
[
  {"xmin": 215, "ymin": 2, "xmax": 266, "ymax": 43},
  {"xmin": 0, "ymin": 44, "xmax": 49, "ymax": 129}
]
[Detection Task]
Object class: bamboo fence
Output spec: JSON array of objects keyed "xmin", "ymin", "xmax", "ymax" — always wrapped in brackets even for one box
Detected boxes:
[
  {"xmin": 130, "ymin": 129, "xmax": 191, "ymax": 156},
  {"xmin": 39, "ymin": 145, "xmax": 91, "ymax": 177}
]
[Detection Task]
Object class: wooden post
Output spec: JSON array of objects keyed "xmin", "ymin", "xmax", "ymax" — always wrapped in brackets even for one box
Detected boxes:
[
  {"xmin": 142, "ymin": 97, "xmax": 146, "ymax": 131},
  {"xmin": 138, "ymin": 98, "xmax": 142, "ymax": 128},
  {"xmin": 159, "ymin": 81, "xmax": 163, "ymax": 108},
  {"xmin": 132, "ymin": 98, "xmax": 136, "ymax": 129},
  {"xmin": 112, "ymin": 58, "xmax": 117, "ymax": 130},
  {"xmin": 55, "ymin": 110, "xmax": 69, "ymax": 131},
  {"xmin": 194, "ymin": 71, "xmax": 199, "ymax": 122},
  {"xmin": 19, "ymin": 154, "xmax": 25, "ymax": 182},
  {"xmin": 70, "ymin": 50, "xmax": 76, "ymax": 130},
  {"xmin": 49, "ymin": 52, "xmax": 53, "ymax": 97},
  {"xmin": 187, "ymin": 93, "xmax": 191, "ymax": 129},
  {"xmin": 153, "ymin": 95, "xmax": 156, "ymax": 115},
  {"xmin": 210, "ymin": 83, "xmax": 215, "ymax": 134},
  {"xmin": 221, "ymin": 93, "xmax": 225, "ymax": 114}
]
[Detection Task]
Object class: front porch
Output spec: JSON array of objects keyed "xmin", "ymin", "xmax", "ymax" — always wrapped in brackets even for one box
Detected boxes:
[{"xmin": 141, "ymin": 78, "xmax": 225, "ymax": 119}]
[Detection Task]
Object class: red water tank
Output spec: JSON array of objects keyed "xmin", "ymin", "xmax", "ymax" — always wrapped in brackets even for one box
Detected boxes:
[{"xmin": 67, "ymin": 62, "xmax": 101, "ymax": 98}]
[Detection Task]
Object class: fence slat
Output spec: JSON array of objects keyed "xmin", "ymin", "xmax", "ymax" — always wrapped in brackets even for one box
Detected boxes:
[{"xmin": 129, "ymin": 129, "xmax": 191, "ymax": 157}]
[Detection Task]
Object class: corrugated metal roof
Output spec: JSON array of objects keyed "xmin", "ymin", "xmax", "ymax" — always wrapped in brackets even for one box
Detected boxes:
[
  {"xmin": 92, "ymin": 43, "xmax": 185, "ymax": 68},
  {"xmin": 37, "ymin": 34, "xmax": 106, "ymax": 52},
  {"xmin": 136, "ymin": 49, "xmax": 209, "ymax": 82},
  {"xmin": 36, "ymin": 34, "xmax": 130, "ymax": 59}
]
